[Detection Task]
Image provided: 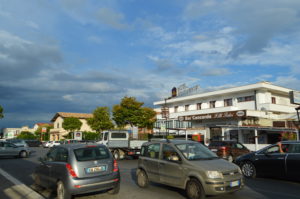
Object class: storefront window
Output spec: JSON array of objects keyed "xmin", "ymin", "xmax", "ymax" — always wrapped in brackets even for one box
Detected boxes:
[{"xmin": 243, "ymin": 130, "xmax": 255, "ymax": 144}]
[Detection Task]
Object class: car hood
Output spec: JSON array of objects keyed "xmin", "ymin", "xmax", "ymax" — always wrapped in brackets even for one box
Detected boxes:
[{"xmin": 190, "ymin": 158, "xmax": 239, "ymax": 172}]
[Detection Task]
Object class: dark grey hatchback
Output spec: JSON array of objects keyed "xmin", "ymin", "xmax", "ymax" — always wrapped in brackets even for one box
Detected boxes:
[{"xmin": 33, "ymin": 144, "xmax": 120, "ymax": 199}]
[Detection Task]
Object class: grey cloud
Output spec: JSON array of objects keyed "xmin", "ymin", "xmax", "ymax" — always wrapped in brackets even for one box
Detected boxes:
[
  {"xmin": 184, "ymin": 0, "xmax": 300, "ymax": 57},
  {"xmin": 0, "ymin": 31, "xmax": 62, "ymax": 80}
]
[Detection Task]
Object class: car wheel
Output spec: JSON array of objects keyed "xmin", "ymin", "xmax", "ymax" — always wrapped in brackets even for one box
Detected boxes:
[
  {"xmin": 228, "ymin": 155, "xmax": 233, "ymax": 162},
  {"xmin": 186, "ymin": 178, "xmax": 205, "ymax": 199},
  {"xmin": 19, "ymin": 151, "xmax": 28, "ymax": 158},
  {"xmin": 137, "ymin": 169, "xmax": 149, "ymax": 188},
  {"xmin": 107, "ymin": 182, "xmax": 120, "ymax": 194},
  {"xmin": 241, "ymin": 161, "xmax": 256, "ymax": 178},
  {"xmin": 113, "ymin": 150, "xmax": 120, "ymax": 160},
  {"xmin": 57, "ymin": 181, "xmax": 71, "ymax": 199}
]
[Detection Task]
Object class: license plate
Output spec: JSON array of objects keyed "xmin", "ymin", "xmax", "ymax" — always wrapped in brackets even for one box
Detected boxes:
[
  {"xmin": 85, "ymin": 165, "xmax": 106, "ymax": 173},
  {"xmin": 230, "ymin": 180, "xmax": 240, "ymax": 187},
  {"xmin": 136, "ymin": 151, "xmax": 140, "ymax": 154}
]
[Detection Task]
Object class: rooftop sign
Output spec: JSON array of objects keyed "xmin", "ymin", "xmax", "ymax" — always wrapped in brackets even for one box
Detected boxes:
[
  {"xmin": 178, "ymin": 110, "xmax": 246, "ymax": 121},
  {"xmin": 176, "ymin": 84, "xmax": 201, "ymax": 97},
  {"xmin": 289, "ymin": 91, "xmax": 300, "ymax": 105}
]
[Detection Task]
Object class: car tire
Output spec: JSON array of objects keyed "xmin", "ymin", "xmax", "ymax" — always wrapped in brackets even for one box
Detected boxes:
[
  {"xmin": 228, "ymin": 155, "xmax": 233, "ymax": 162},
  {"xmin": 137, "ymin": 169, "xmax": 149, "ymax": 188},
  {"xmin": 57, "ymin": 181, "xmax": 71, "ymax": 199},
  {"xmin": 107, "ymin": 182, "xmax": 120, "ymax": 194},
  {"xmin": 186, "ymin": 178, "xmax": 205, "ymax": 199},
  {"xmin": 241, "ymin": 161, "xmax": 256, "ymax": 178},
  {"xmin": 19, "ymin": 151, "xmax": 28, "ymax": 158},
  {"xmin": 113, "ymin": 150, "xmax": 120, "ymax": 160}
]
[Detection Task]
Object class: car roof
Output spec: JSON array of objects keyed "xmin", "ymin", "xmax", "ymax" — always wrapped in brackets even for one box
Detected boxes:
[
  {"xmin": 143, "ymin": 139, "xmax": 197, "ymax": 146},
  {"xmin": 55, "ymin": 143, "xmax": 106, "ymax": 150},
  {"xmin": 281, "ymin": 141, "xmax": 300, "ymax": 144}
]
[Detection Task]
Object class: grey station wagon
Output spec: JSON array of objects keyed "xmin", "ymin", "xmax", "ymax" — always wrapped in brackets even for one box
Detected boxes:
[
  {"xmin": 136, "ymin": 140, "xmax": 244, "ymax": 199},
  {"xmin": 33, "ymin": 144, "xmax": 120, "ymax": 199}
]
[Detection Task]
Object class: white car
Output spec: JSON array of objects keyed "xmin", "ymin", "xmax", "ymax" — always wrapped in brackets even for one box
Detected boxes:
[
  {"xmin": 50, "ymin": 141, "xmax": 61, "ymax": 147},
  {"xmin": 44, "ymin": 141, "xmax": 53, "ymax": 148}
]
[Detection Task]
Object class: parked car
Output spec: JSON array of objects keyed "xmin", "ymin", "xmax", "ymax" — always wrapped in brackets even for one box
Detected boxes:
[
  {"xmin": 136, "ymin": 140, "xmax": 244, "ymax": 199},
  {"xmin": 33, "ymin": 143, "xmax": 120, "ymax": 199},
  {"xmin": 6, "ymin": 139, "xmax": 29, "ymax": 147},
  {"xmin": 208, "ymin": 140, "xmax": 250, "ymax": 162},
  {"xmin": 44, "ymin": 141, "xmax": 53, "ymax": 148},
  {"xmin": 235, "ymin": 141, "xmax": 300, "ymax": 181},
  {"xmin": 50, "ymin": 141, "xmax": 62, "ymax": 147},
  {"xmin": 0, "ymin": 141, "xmax": 31, "ymax": 158},
  {"xmin": 25, "ymin": 140, "xmax": 42, "ymax": 147}
]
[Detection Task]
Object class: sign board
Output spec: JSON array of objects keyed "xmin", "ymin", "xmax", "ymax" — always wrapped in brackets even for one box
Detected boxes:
[
  {"xmin": 74, "ymin": 132, "xmax": 82, "ymax": 140},
  {"xmin": 290, "ymin": 91, "xmax": 300, "ymax": 105},
  {"xmin": 161, "ymin": 107, "xmax": 169, "ymax": 119},
  {"xmin": 178, "ymin": 110, "xmax": 246, "ymax": 121},
  {"xmin": 160, "ymin": 123, "xmax": 166, "ymax": 132},
  {"xmin": 132, "ymin": 126, "xmax": 138, "ymax": 139},
  {"xmin": 41, "ymin": 127, "xmax": 47, "ymax": 133}
]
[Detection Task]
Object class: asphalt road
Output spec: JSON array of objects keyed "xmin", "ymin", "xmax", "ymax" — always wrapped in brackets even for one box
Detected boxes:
[{"xmin": 0, "ymin": 147, "xmax": 300, "ymax": 199}]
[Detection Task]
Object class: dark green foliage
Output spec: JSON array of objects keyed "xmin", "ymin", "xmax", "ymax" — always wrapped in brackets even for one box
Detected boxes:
[
  {"xmin": 88, "ymin": 107, "xmax": 114, "ymax": 133},
  {"xmin": 62, "ymin": 117, "xmax": 82, "ymax": 132},
  {"xmin": 17, "ymin": 131, "xmax": 36, "ymax": 140},
  {"xmin": 82, "ymin": 131, "xmax": 99, "ymax": 140},
  {"xmin": 112, "ymin": 96, "xmax": 156, "ymax": 129},
  {"xmin": 0, "ymin": 105, "xmax": 3, "ymax": 119}
]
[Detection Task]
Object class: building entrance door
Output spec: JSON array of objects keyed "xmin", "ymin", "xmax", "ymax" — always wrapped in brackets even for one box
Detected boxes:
[{"xmin": 210, "ymin": 127, "xmax": 222, "ymax": 141}]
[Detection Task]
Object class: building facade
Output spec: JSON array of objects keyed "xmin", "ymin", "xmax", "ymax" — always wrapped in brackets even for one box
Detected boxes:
[
  {"xmin": 49, "ymin": 112, "xmax": 94, "ymax": 141},
  {"xmin": 153, "ymin": 82, "xmax": 299, "ymax": 151}
]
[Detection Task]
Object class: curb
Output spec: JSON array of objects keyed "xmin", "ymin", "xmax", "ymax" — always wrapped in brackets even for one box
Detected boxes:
[{"xmin": 0, "ymin": 168, "xmax": 44, "ymax": 199}]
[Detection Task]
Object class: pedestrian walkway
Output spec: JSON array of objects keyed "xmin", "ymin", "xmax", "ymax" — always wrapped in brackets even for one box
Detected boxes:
[{"xmin": 0, "ymin": 168, "xmax": 44, "ymax": 199}]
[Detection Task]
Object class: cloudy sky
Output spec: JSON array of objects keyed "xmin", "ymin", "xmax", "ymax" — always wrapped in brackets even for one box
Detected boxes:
[{"xmin": 1, "ymin": 0, "xmax": 300, "ymax": 128}]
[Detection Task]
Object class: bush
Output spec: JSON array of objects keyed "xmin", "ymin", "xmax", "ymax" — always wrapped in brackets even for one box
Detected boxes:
[{"xmin": 17, "ymin": 131, "xmax": 36, "ymax": 140}]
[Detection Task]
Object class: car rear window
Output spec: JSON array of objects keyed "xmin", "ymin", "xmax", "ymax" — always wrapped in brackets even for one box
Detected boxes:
[{"xmin": 74, "ymin": 146, "xmax": 110, "ymax": 161}]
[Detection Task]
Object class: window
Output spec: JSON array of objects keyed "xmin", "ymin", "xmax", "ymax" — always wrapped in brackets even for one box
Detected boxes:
[
  {"xmin": 237, "ymin": 96, "xmax": 254, "ymax": 102},
  {"xmin": 74, "ymin": 146, "xmax": 110, "ymax": 161},
  {"xmin": 209, "ymin": 101, "xmax": 216, "ymax": 108},
  {"xmin": 57, "ymin": 123, "xmax": 59, "ymax": 128},
  {"xmin": 224, "ymin": 98, "xmax": 233, "ymax": 107},
  {"xmin": 272, "ymin": 97, "xmax": 276, "ymax": 104},
  {"xmin": 145, "ymin": 144, "xmax": 160, "ymax": 159},
  {"xmin": 111, "ymin": 133, "xmax": 127, "ymax": 138},
  {"xmin": 55, "ymin": 148, "xmax": 68, "ymax": 162},
  {"xmin": 174, "ymin": 106, "xmax": 178, "ymax": 113},
  {"xmin": 185, "ymin": 105, "xmax": 190, "ymax": 111},
  {"xmin": 162, "ymin": 144, "xmax": 180, "ymax": 161},
  {"xmin": 197, "ymin": 103, "xmax": 202, "ymax": 110}
]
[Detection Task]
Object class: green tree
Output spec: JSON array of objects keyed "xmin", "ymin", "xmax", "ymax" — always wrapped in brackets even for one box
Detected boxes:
[
  {"xmin": 17, "ymin": 131, "xmax": 36, "ymax": 140},
  {"xmin": 82, "ymin": 131, "xmax": 99, "ymax": 140},
  {"xmin": 0, "ymin": 105, "xmax": 3, "ymax": 119},
  {"xmin": 138, "ymin": 107, "xmax": 157, "ymax": 129},
  {"xmin": 88, "ymin": 107, "xmax": 114, "ymax": 133},
  {"xmin": 112, "ymin": 96, "xmax": 156, "ymax": 130},
  {"xmin": 62, "ymin": 117, "xmax": 82, "ymax": 138},
  {"xmin": 35, "ymin": 124, "xmax": 53, "ymax": 141}
]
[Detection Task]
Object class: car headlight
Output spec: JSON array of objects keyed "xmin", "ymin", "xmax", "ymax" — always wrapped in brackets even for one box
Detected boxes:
[
  {"xmin": 237, "ymin": 167, "xmax": 242, "ymax": 174},
  {"xmin": 206, "ymin": 171, "xmax": 223, "ymax": 179}
]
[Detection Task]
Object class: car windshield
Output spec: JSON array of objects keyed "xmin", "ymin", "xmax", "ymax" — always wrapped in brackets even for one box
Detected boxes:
[
  {"xmin": 176, "ymin": 142, "xmax": 218, "ymax": 160},
  {"xmin": 74, "ymin": 146, "xmax": 110, "ymax": 161}
]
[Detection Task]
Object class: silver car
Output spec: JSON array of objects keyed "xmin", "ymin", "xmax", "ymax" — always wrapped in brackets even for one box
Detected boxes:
[
  {"xmin": 33, "ymin": 144, "xmax": 120, "ymax": 199},
  {"xmin": 137, "ymin": 140, "xmax": 244, "ymax": 199},
  {"xmin": 0, "ymin": 141, "xmax": 30, "ymax": 158}
]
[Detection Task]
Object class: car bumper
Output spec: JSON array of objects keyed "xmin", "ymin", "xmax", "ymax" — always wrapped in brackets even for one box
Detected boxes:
[
  {"xmin": 67, "ymin": 172, "xmax": 120, "ymax": 195},
  {"xmin": 204, "ymin": 177, "xmax": 244, "ymax": 195}
]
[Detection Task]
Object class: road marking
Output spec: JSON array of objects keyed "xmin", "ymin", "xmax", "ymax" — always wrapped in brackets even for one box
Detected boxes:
[{"xmin": 0, "ymin": 167, "xmax": 44, "ymax": 199}]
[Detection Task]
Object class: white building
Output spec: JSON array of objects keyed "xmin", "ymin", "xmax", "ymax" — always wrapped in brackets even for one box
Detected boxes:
[
  {"xmin": 153, "ymin": 82, "xmax": 299, "ymax": 151},
  {"xmin": 2, "ymin": 126, "xmax": 35, "ymax": 139},
  {"xmin": 49, "ymin": 112, "xmax": 94, "ymax": 141}
]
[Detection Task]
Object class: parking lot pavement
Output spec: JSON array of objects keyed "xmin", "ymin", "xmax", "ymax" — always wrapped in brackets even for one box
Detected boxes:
[{"xmin": 0, "ymin": 167, "xmax": 44, "ymax": 199}]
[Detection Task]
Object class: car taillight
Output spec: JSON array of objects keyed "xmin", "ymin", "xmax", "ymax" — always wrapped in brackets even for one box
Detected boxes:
[
  {"xmin": 220, "ymin": 146, "xmax": 227, "ymax": 151},
  {"xmin": 113, "ymin": 159, "xmax": 118, "ymax": 172},
  {"xmin": 66, "ymin": 163, "xmax": 77, "ymax": 178}
]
